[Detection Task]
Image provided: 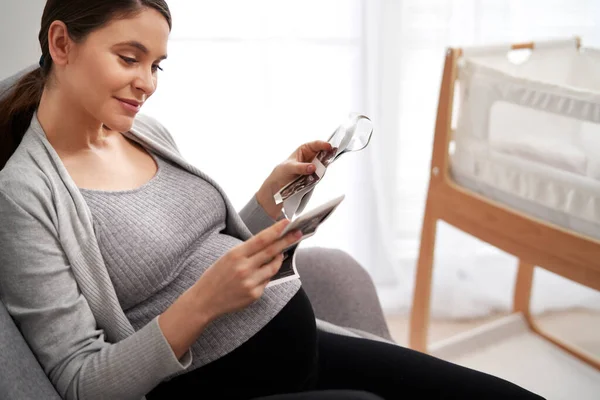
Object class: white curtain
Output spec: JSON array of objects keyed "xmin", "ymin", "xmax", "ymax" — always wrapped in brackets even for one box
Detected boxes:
[{"xmin": 145, "ymin": 0, "xmax": 600, "ymax": 319}]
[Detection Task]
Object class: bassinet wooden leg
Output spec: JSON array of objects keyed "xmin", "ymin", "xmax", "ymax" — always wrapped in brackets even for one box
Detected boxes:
[
  {"xmin": 409, "ymin": 203, "xmax": 438, "ymax": 353},
  {"xmin": 513, "ymin": 260, "xmax": 600, "ymax": 370},
  {"xmin": 513, "ymin": 260, "xmax": 535, "ymax": 325}
]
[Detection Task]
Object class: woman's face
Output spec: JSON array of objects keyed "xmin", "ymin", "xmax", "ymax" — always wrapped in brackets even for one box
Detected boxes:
[{"xmin": 63, "ymin": 7, "xmax": 169, "ymax": 132}]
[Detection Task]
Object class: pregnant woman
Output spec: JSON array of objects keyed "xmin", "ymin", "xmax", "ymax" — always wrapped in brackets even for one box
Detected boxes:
[{"xmin": 0, "ymin": 1, "xmax": 544, "ymax": 399}]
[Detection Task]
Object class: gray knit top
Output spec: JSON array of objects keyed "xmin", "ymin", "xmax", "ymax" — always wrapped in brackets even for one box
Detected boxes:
[
  {"xmin": 79, "ymin": 151, "xmax": 299, "ymax": 372},
  {"xmin": 1, "ymin": 113, "xmax": 312, "ymax": 400}
]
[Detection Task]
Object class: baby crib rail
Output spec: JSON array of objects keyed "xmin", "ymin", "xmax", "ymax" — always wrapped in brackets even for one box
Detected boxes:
[{"xmin": 457, "ymin": 36, "xmax": 581, "ymax": 58}]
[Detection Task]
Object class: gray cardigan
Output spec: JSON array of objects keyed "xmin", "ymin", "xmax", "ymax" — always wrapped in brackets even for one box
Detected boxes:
[{"xmin": 0, "ymin": 113, "xmax": 310, "ymax": 400}]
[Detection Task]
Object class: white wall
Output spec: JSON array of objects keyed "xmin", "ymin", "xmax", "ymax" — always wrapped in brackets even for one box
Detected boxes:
[{"xmin": 0, "ymin": 0, "xmax": 46, "ymax": 79}]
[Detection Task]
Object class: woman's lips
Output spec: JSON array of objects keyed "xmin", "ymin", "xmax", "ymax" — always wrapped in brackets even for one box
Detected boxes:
[{"xmin": 115, "ymin": 97, "xmax": 142, "ymax": 114}]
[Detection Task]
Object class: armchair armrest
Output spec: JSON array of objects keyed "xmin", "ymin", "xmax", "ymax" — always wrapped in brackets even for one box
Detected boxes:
[{"xmin": 294, "ymin": 247, "xmax": 393, "ymax": 341}]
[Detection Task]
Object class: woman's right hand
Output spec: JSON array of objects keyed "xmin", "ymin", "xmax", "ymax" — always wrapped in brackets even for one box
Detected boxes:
[
  {"xmin": 158, "ymin": 219, "xmax": 301, "ymax": 359},
  {"xmin": 192, "ymin": 219, "xmax": 302, "ymax": 320}
]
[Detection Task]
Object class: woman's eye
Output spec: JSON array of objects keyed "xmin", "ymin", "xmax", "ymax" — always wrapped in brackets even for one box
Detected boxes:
[
  {"xmin": 119, "ymin": 55, "xmax": 162, "ymax": 73},
  {"xmin": 119, "ymin": 55, "xmax": 137, "ymax": 65}
]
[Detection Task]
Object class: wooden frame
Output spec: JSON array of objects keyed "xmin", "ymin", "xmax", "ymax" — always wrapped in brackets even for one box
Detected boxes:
[{"xmin": 409, "ymin": 39, "xmax": 600, "ymax": 371}]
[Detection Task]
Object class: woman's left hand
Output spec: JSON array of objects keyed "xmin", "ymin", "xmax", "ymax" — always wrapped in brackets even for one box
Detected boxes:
[{"xmin": 256, "ymin": 140, "xmax": 332, "ymax": 220}]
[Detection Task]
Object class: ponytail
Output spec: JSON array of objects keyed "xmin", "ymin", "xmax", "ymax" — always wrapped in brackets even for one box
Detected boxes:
[{"xmin": 0, "ymin": 67, "xmax": 47, "ymax": 170}]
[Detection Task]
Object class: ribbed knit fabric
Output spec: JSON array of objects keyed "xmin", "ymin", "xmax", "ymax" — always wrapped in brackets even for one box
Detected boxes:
[
  {"xmin": 80, "ymin": 152, "xmax": 300, "ymax": 371},
  {"xmin": 0, "ymin": 113, "xmax": 305, "ymax": 400}
]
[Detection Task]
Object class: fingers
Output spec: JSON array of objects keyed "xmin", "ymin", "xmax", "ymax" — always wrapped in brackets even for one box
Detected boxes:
[
  {"xmin": 293, "ymin": 161, "xmax": 317, "ymax": 175},
  {"xmin": 239, "ymin": 219, "xmax": 291, "ymax": 257},
  {"xmin": 253, "ymin": 253, "xmax": 285, "ymax": 286},
  {"xmin": 303, "ymin": 140, "xmax": 332, "ymax": 153},
  {"xmin": 249, "ymin": 229, "xmax": 302, "ymax": 266},
  {"xmin": 296, "ymin": 141, "xmax": 332, "ymax": 162},
  {"xmin": 283, "ymin": 141, "xmax": 332, "ymax": 174}
]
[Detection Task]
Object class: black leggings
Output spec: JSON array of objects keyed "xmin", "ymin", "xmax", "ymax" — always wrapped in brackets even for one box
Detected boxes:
[{"xmin": 148, "ymin": 289, "xmax": 543, "ymax": 400}]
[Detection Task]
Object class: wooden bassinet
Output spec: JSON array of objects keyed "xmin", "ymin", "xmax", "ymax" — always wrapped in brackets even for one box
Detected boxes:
[{"xmin": 409, "ymin": 38, "xmax": 600, "ymax": 380}]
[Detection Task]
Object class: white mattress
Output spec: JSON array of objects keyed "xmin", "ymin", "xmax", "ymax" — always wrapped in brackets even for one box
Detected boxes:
[{"xmin": 450, "ymin": 138, "xmax": 600, "ymax": 240}]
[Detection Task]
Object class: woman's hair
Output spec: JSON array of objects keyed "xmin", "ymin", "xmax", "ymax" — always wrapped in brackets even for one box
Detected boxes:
[{"xmin": 0, "ymin": 0, "xmax": 171, "ymax": 170}]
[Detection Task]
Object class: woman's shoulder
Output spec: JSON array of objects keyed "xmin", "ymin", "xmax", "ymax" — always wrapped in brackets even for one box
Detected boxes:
[
  {"xmin": 0, "ymin": 165, "xmax": 53, "ymax": 218},
  {"xmin": 0, "ymin": 140, "xmax": 54, "ymax": 215}
]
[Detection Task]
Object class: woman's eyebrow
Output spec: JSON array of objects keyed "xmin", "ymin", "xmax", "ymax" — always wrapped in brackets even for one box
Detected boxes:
[{"xmin": 115, "ymin": 40, "xmax": 168, "ymax": 60}]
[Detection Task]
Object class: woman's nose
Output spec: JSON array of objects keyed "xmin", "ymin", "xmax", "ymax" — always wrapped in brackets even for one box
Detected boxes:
[{"xmin": 134, "ymin": 67, "xmax": 156, "ymax": 95}]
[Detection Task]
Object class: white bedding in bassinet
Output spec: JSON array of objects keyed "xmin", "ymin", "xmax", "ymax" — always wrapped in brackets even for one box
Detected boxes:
[
  {"xmin": 451, "ymin": 39, "xmax": 600, "ymax": 239},
  {"xmin": 451, "ymin": 138, "xmax": 600, "ymax": 240}
]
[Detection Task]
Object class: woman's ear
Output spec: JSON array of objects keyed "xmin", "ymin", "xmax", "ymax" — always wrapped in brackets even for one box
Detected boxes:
[{"xmin": 47, "ymin": 20, "xmax": 73, "ymax": 67}]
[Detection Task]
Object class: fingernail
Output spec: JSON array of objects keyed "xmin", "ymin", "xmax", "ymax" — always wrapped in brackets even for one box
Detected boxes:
[
  {"xmin": 294, "ymin": 230, "xmax": 303, "ymax": 239},
  {"xmin": 307, "ymin": 165, "xmax": 315, "ymax": 173}
]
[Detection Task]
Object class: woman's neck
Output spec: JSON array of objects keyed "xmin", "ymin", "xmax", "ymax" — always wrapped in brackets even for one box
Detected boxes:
[{"xmin": 37, "ymin": 87, "xmax": 117, "ymax": 155}]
